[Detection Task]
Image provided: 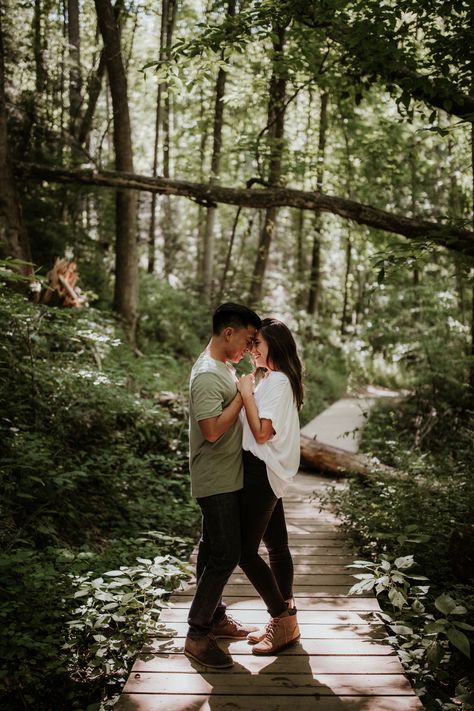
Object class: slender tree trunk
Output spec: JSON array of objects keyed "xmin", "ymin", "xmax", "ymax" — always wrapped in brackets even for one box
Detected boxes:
[
  {"xmin": 249, "ymin": 23, "xmax": 287, "ymax": 304},
  {"xmin": 307, "ymin": 90, "xmax": 328, "ymax": 315},
  {"xmin": 202, "ymin": 0, "xmax": 236, "ymax": 301},
  {"xmin": 341, "ymin": 237, "xmax": 352, "ymax": 335},
  {"xmin": 67, "ymin": 0, "xmax": 82, "ymax": 140},
  {"xmin": 147, "ymin": 0, "xmax": 168, "ymax": 274},
  {"xmin": 94, "ymin": 0, "xmax": 137, "ymax": 336},
  {"xmin": 78, "ymin": 48, "xmax": 106, "ymax": 146},
  {"xmin": 470, "ymin": 121, "xmax": 474, "ymax": 393},
  {"xmin": 32, "ymin": 0, "xmax": 47, "ymax": 153},
  {"xmin": 0, "ymin": 7, "xmax": 33, "ymax": 272},
  {"xmin": 161, "ymin": 0, "xmax": 177, "ymax": 276},
  {"xmin": 196, "ymin": 87, "xmax": 209, "ymax": 284}
]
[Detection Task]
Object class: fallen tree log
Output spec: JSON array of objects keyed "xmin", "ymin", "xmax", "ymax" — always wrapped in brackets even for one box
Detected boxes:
[
  {"xmin": 14, "ymin": 161, "xmax": 474, "ymax": 257},
  {"xmin": 300, "ymin": 433, "xmax": 398, "ymax": 479}
]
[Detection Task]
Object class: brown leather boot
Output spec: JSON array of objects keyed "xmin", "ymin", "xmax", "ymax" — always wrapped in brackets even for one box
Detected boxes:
[
  {"xmin": 252, "ymin": 609, "xmax": 300, "ymax": 655},
  {"xmin": 212, "ymin": 613, "xmax": 258, "ymax": 639},
  {"xmin": 247, "ymin": 599, "xmax": 296, "ymax": 644},
  {"xmin": 184, "ymin": 634, "xmax": 233, "ymax": 668}
]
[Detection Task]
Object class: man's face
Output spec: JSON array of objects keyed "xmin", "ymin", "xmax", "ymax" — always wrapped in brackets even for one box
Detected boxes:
[{"xmin": 226, "ymin": 325, "xmax": 257, "ymax": 363}]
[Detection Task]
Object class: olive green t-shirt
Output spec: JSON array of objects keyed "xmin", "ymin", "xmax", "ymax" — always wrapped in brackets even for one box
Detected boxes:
[{"xmin": 189, "ymin": 351, "xmax": 243, "ymax": 498}]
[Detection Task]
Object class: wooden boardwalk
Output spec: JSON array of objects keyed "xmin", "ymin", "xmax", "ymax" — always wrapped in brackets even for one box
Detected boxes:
[{"xmin": 116, "ymin": 397, "xmax": 423, "ymax": 711}]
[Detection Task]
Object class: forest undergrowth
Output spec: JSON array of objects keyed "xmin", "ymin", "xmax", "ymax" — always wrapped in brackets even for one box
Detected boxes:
[
  {"xmin": 0, "ymin": 279, "xmax": 352, "ymax": 711},
  {"xmin": 324, "ymin": 389, "xmax": 474, "ymax": 710}
]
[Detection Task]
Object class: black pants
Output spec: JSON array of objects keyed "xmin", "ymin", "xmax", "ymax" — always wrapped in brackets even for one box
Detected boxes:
[
  {"xmin": 188, "ymin": 490, "xmax": 241, "ymax": 637},
  {"xmin": 238, "ymin": 450, "xmax": 294, "ymax": 618}
]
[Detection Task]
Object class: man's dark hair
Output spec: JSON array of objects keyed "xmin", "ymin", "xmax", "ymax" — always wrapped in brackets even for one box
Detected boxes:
[{"xmin": 212, "ymin": 302, "xmax": 261, "ymax": 335}]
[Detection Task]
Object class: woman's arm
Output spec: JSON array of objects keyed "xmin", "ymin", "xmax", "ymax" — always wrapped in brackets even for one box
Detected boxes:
[{"xmin": 238, "ymin": 374, "xmax": 274, "ymax": 444}]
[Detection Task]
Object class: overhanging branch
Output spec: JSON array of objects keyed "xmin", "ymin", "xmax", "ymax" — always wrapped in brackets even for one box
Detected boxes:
[{"xmin": 15, "ymin": 161, "xmax": 474, "ymax": 257}]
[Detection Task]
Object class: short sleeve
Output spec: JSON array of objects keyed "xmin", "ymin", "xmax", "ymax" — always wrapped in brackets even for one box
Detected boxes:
[{"xmin": 191, "ymin": 372, "xmax": 225, "ymax": 421}]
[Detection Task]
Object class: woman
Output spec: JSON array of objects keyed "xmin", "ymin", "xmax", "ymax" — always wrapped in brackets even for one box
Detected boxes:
[{"xmin": 237, "ymin": 317, "xmax": 303, "ymax": 655}]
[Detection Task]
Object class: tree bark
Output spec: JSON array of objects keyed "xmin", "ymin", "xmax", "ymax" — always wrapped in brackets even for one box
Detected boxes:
[
  {"xmin": 67, "ymin": 0, "xmax": 82, "ymax": 139},
  {"xmin": 307, "ymin": 90, "xmax": 328, "ymax": 315},
  {"xmin": 0, "ymin": 6, "xmax": 33, "ymax": 273},
  {"xmin": 300, "ymin": 434, "xmax": 397, "ymax": 479},
  {"xmin": 78, "ymin": 48, "xmax": 106, "ymax": 146},
  {"xmin": 94, "ymin": 0, "xmax": 138, "ymax": 335},
  {"xmin": 17, "ymin": 161, "xmax": 474, "ymax": 258},
  {"xmin": 161, "ymin": 0, "xmax": 178, "ymax": 277},
  {"xmin": 147, "ymin": 0, "xmax": 169, "ymax": 274},
  {"xmin": 250, "ymin": 23, "xmax": 287, "ymax": 304}
]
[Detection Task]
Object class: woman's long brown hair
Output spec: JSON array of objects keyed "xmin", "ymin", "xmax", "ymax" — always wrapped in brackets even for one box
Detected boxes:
[{"xmin": 259, "ymin": 318, "xmax": 304, "ymax": 409}]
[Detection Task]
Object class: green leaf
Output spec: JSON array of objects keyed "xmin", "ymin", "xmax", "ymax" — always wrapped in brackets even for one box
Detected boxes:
[
  {"xmin": 453, "ymin": 621, "xmax": 474, "ymax": 631},
  {"xmin": 426, "ymin": 640, "xmax": 444, "ymax": 667},
  {"xmin": 446, "ymin": 627, "xmax": 471, "ymax": 658},
  {"xmin": 394, "ymin": 555, "xmax": 414, "ymax": 570},
  {"xmin": 388, "ymin": 588, "xmax": 407, "ymax": 609},
  {"xmin": 435, "ymin": 593, "xmax": 457, "ymax": 616},
  {"xmin": 389, "ymin": 624, "xmax": 413, "ymax": 635}
]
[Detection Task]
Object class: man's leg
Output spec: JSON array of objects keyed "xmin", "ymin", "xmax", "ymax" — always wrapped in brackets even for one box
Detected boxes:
[
  {"xmin": 195, "ymin": 517, "xmax": 226, "ymax": 625},
  {"xmin": 187, "ymin": 491, "xmax": 241, "ymax": 636}
]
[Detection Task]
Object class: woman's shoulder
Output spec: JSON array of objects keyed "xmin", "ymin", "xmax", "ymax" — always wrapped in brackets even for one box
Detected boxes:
[{"xmin": 268, "ymin": 370, "xmax": 289, "ymax": 383}]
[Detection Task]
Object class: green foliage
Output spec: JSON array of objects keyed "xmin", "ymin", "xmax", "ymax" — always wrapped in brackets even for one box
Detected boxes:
[
  {"xmin": 64, "ymin": 554, "xmax": 191, "ymax": 704},
  {"xmin": 326, "ymin": 384, "xmax": 474, "ymax": 708},
  {"xmin": 0, "ymin": 287, "xmax": 200, "ymax": 709}
]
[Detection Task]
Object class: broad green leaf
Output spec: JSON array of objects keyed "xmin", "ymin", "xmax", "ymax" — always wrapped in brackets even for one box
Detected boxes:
[
  {"xmin": 446, "ymin": 627, "xmax": 471, "ymax": 658},
  {"xmin": 394, "ymin": 555, "xmax": 414, "ymax": 570},
  {"xmin": 435, "ymin": 594, "xmax": 457, "ymax": 616}
]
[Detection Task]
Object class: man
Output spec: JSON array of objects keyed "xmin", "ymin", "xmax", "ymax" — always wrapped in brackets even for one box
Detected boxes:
[{"xmin": 184, "ymin": 303, "xmax": 261, "ymax": 668}]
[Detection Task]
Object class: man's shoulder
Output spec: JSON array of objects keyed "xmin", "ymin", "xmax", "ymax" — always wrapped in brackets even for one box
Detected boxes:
[{"xmin": 190, "ymin": 353, "xmax": 233, "ymax": 389}]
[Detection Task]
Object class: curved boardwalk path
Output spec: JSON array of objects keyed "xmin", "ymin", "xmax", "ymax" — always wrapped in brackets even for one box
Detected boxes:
[{"xmin": 116, "ymin": 392, "xmax": 423, "ymax": 711}]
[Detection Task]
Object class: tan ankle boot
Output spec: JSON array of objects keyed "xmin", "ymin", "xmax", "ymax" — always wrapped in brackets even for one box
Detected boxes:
[
  {"xmin": 252, "ymin": 610, "xmax": 300, "ymax": 655},
  {"xmin": 247, "ymin": 599, "xmax": 295, "ymax": 644}
]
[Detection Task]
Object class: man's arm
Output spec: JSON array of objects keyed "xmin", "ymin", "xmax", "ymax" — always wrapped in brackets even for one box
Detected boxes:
[{"xmin": 199, "ymin": 391, "xmax": 243, "ymax": 443}]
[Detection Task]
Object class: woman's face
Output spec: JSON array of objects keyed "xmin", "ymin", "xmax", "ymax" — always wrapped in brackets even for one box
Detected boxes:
[{"xmin": 251, "ymin": 331, "xmax": 271, "ymax": 369}]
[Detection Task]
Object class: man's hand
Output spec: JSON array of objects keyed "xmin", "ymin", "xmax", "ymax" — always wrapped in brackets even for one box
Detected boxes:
[{"xmin": 237, "ymin": 373, "xmax": 255, "ymax": 398}]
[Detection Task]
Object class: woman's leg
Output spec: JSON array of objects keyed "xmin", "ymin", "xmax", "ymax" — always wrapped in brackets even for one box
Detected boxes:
[
  {"xmin": 262, "ymin": 498, "xmax": 294, "ymax": 602},
  {"xmin": 238, "ymin": 451, "xmax": 287, "ymax": 618}
]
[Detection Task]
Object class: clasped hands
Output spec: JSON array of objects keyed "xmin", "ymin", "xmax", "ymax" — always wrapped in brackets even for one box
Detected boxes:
[{"xmin": 237, "ymin": 372, "xmax": 255, "ymax": 398}]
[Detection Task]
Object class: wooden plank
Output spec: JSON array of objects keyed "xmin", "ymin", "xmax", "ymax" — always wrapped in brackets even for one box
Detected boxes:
[
  {"xmin": 115, "ymin": 694, "xmax": 424, "ymax": 710},
  {"xmin": 131, "ymin": 652, "xmax": 406, "ymax": 675},
  {"xmin": 141, "ymin": 637, "xmax": 395, "ymax": 656},
  {"xmin": 158, "ymin": 608, "xmax": 380, "ymax": 625},
  {"xmin": 174, "ymin": 585, "xmax": 361, "ymax": 597},
  {"xmin": 124, "ymin": 671, "xmax": 415, "ymax": 695},
  {"xmin": 149, "ymin": 621, "xmax": 386, "ymax": 639},
  {"xmin": 220, "ymin": 573, "xmax": 359, "ymax": 585},
  {"xmin": 167, "ymin": 596, "xmax": 380, "ymax": 610}
]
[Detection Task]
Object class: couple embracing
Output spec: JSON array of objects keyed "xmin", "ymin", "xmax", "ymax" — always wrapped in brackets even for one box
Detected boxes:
[{"xmin": 185, "ymin": 303, "xmax": 303, "ymax": 669}]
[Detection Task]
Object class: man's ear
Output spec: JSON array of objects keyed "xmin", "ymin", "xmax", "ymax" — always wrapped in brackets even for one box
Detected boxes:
[{"xmin": 224, "ymin": 327, "xmax": 233, "ymax": 341}]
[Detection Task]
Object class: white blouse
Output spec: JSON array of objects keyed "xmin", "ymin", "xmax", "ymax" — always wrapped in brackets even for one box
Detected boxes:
[{"xmin": 241, "ymin": 370, "xmax": 300, "ymax": 497}]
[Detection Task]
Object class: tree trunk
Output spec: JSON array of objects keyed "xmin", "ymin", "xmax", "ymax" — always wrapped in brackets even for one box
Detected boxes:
[
  {"xmin": 67, "ymin": 0, "xmax": 82, "ymax": 140},
  {"xmin": 307, "ymin": 91, "xmax": 328, "ymax": 315},
  {"xmin": 147, "ymin": 0, "xmax": 168, "ymax": 274},
  {"xmin": 341, "ymin": 236, "xmax": 352, "ymax": 335},
  {"xmin": 0, "ymin": 7, "xmax": 33, "ymax": 273},
  {"xmin": 17, "ymin": 161, "xmax": 474, "ymax": 257},
  {"xmin": 470, "ymin": 121, "xmax": 474, "ymax": 394},
  {"xmin": 300, "ymin": 434, "xmax": 397, "ymax": 478},
  {"xmin": 249, "ymin": 23, "xmax": 287, "ymax": 304},
  {"xmin": 202, "ymin": 0, "xmax": 236, "ymax": 301},
  {"xmin": 78, "ymin": 48, "xmax": 106, "ymax": 146},
  {"xmin": 94, "ymin": 0, "xmax": 138, "ymax": 336},
  {"xmin": 161, "ymin": 0, "xmax": 177, "ymax": 277}
]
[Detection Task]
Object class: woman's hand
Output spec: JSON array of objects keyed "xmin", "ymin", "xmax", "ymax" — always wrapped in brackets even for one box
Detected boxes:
[{"xmin": 237, "ymin": 373, "xmax": 254, "ymax": 398}]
